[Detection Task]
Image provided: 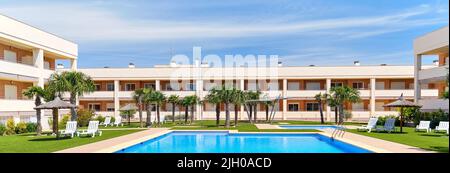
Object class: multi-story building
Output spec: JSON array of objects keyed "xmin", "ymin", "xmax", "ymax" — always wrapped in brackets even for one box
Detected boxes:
[
  {"xmin": 0, "ymin": 14, "xmax": 78, "ymax": 123},
  {"xmin": 72, "ymin": 63, "xmax": 439, "ymax": 122},
  {"xmin": 414, "ymin": 26, "xmax": 449, "ymax": 112}
]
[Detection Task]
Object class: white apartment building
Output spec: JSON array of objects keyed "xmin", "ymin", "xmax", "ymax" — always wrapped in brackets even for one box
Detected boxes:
[
  {"xmin": 73, "ymin": 63, "xmax": 439, "ymax": 122},
  {"xmin": 414, "ymin": 26, "xmax": 449, "ymax": 112},
  {"xmin": 0, "ymin": 14, "xmax": 78, "ymax": 123}
]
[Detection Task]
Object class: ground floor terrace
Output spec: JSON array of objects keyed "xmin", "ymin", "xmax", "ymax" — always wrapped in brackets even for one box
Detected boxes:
[{"xmin": 0, "ymin": 120, "xmax": 447, "ymax": 153}]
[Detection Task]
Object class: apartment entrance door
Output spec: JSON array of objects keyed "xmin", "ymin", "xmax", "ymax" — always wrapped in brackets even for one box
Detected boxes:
[{"xmin": 4, "ymin": 85, "xmax": 17, "ymax": 99}]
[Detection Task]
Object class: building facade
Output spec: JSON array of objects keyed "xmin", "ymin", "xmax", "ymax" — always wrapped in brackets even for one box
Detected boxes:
[
  {"xmin": 414, "ymin": 26, "xmax": 449, "ymax": 112},
  {"xmin": 72, "ymin": 64, "xmax": 439, "ymax": 122},
  {"xmin": 0, "ymin": 14, "xmax": 78, "ymax": 123}
]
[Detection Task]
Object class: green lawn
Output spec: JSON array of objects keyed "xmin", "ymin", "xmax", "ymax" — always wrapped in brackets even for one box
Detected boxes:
[
  {"xmin": 0, "ymin": 129, "xmax": 144, "ymax": 153},
  {"xmin": 348, "ymin": 127, "xmax": 449, "ymax": 153}
]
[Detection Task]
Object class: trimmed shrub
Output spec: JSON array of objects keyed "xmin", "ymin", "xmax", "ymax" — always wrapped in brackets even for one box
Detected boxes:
[
  {"xmin": 26, "ymin": 123, "xmax": 37, "ymax": 133},
  {"xmin": 59, "ymin": 115, "xmax": 70, "ymax": 129},
  {"xmin": 4, "ymin": 118, "xmax": 15, "ymax": 135},
  {"xmin": 0, "ymin": 124, "xmax": 6, "ymax": 136},
  {"xmin": 344, "ymin": 111, "xmax": 353, "ymax": 121},
  {"xmin": 96, "ymin": 115, "xmax": 105, "ymax": 123},
  {"xmin": 14, "ymin": 122, "xmax": 28, "ymax": 134},
  {"xmin": 77, "ymin": 109, "xmax": 95, "ymax": 127}
]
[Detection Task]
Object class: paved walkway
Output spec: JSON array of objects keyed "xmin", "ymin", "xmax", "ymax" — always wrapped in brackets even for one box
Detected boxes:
[
  {"xmin": 255, "ymin": 124, "xmax": 281, "ymax": 129},
  {"xmin": 55, "ymin": 128, "xmax": 170, "ymax": 153}
]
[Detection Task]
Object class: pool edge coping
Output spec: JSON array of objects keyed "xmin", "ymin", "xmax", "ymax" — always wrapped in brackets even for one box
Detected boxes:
[{"xmin": 103, "ymin": 130, "xmax": 385, "ymax": 153}]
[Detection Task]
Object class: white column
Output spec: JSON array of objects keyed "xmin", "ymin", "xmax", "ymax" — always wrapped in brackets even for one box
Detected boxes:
[
  {"xmin": 114, "ymin": 80, "xmax": 120, "ymax": 117},
  {"xmin": 282, "ymin": 79, "xmax": 287, "ymax": 120},
  {"xmin": 155, "ymin": 80, "xmax": 161, "ymax": 91},
  {"xmin": 370, "ymin": 78, "xmax": 376, "ymax": 116},
  {"xmin": 70, "ymin": 59, "xmax": 77, "ymax": 71},
  {"xmin": 195, "ymin": 79, "xmax": 203, "ymax": 120},
  {"xmin": 325, "ymin": 78, "xmax": 331, "ymax": 122},
  {"xmin": 414, "ymin": 54, "xmax": 422, "ymax": 103},
  {"xmin": 240, "ymin": 79, "xmax": 245, "ymax": 120},
  {"xmin": 33, "ymin": 49, "xmax": 45, "ymax": 88}
]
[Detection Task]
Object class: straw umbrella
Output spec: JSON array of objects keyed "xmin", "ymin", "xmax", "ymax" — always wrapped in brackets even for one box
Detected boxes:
[
  {"xmin": 383, "ymin": 94, "xmax": 421, "ymax": 133},
  {"xmin": 120, "ymin": 104, "xmax": 137, "ymax": 125},
  {"xmin": 34, "ymin": 97, "xmax": 77, "ymax": 138}
]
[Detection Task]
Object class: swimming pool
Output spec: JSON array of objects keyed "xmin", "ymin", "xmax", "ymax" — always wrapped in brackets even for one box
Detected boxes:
[
  {"xmin": 116, "ymin": 131, "xmax": 371, "ymax": 153},
  {"xmin": 279, "ymin": 125, "xmax": 340, "ymax": 130}
]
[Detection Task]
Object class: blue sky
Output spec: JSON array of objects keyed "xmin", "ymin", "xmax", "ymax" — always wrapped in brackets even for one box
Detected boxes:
[{"xmin": 0, "ymin": 0, "xmax": 448, "ymax": 68}]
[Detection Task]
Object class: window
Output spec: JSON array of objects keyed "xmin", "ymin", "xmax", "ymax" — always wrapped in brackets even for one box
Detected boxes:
[
  {"xmin": 391, "ymin": 82, "xmax": 405, "ymax": 90},
  {"xmin": 44, "ymin": 61, "xmax": 50, "ymax": 69},
  {"xmin": 287, "ymin": 82, "xmax": 300, "ymax": 90},
  {"xmin": 125, "ymin": 83, "xmax": 136, "ymax": 91},
  {"xmin": 144, "ymin": 83, "xmax": 155, "ymax": 89},
  {"xmin": 352, "ymin": 82, "xmax": 365, "ymax": 89},
  {"xmin": 247, "ymin": 82, "xmax": 257, "ymax": 91},
  {"xmin": 106, "ymin": 103, "xmax": 115, "ymax": 112},
  {"xmin": 331, "ymin": 82, "xmax": 343, "ymax": 88},
  {"xmin": 107, "ymin": 83, "xmax": 114, "ymax": 91},
  {"xmin": 409, "ymin": 83, "xmax": 414, "ymax": 90},
  {"xmin": 166, "ymin": 83, "xmax": 179, "ymax": 91},
  {"xmin": 306, "ymin": 103, "xmax": 319, "ymax": 111},
  {"xmin": 185, "ymin": 83, "xmax": 195, "ymax": 91},
  {"xmin": 4, "ymin": 50, "xmax": 17, "ymax": 62},
  {"xmin": 88, "ymin": 104, "xmax": 101, "ymax": 112},
  {"xmin": 94, "ymin": 84, "xmax": 101, "ymax": 91},
  {"xmin": 376, "ymin": 82, "xmax": 385, "ymax": 90},
  {"xmin": 305, "ymin": 82, "xmax": 321, "ymax": 90},
  {"xmin": 375, "ymin": 102, "xmax": 385, "ymax": 111},
  {"xmin": 4, "ymin": 85, "xmax": 17, "ymax": 99},
  {"xmin": 288, "ymin": 104, "xmax": 299, "ymax": 111},
  {"xmin": 21, "ymin": 56, "xmax": 33, "ymax": 65},
  {"xmin": 267, "ymin": 82, "xmax": 279, "ymax": 90},
  {"xmin": 352, "ymin": 102, "xmax": 364, "ymax": 111}
]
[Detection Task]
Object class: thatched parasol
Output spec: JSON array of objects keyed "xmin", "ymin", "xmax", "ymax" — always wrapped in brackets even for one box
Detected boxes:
[
  {"xmin": 384, "ymin": 94, "xmax": 421, "ymax": 133},
  {"xmin": 34, "ymin": 97, "xmax": 77, "ymax": 138},
  {"xmin": 120, "ymin": 104, "xmax": 137, "ymax": 125}
]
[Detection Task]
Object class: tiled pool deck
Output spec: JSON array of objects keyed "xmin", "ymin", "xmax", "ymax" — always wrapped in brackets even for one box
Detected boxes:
[{"xmin": 56, "ymin": 125, "xmax": 433, "ymax": 153}]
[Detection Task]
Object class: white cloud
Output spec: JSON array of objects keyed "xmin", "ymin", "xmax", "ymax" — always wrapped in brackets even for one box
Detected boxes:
[{"xmin": 0, "ymin": 2, "xmax": 446, "ymax": 42}]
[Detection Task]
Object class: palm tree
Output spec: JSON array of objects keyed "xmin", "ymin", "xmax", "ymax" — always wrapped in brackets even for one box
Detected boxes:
[
  {"xmin": 142, "ymin": 88, "xmax": 154, "ymax": 127},
  {"xmin": 167, "ymin": 95, "xmax": 180, "ymax": 123},
  {"xmin": 132, "ymin": 89, "xmax": 146, "ymax": 128},
  {"xmin": 231, "ymin": 89, "xmax": 245, "ymax": 126},
  {"xmin": 188, "ymin": 95, "xmax": 199, "ymax": 124},
  {"xmin": 180, "ymin": 96, "xmax": 191, "ymax": 124},
  {"xmin": 328, "ymin": 86, "xmax": 361, "ymax": 124},
  {"xmin": 215, "ymin": 86, "xmax": 235, "ymax": 128},
  {"xmin": 314, "ymin": 92, "xmax": 326, "ymax": 124},
  {"xmin": 205, "ymin": 88, "xmax": 222, "ymax": 126},
  {"xmin": 262, "ymin": 100, "xmax": 274, "ymax": 122},
  {"xmin": 244, "ymin": 91, "xmax": 260, "ymax": 123},
  {"xmin": 23, "ymin": 86, "xmax": 46, "ymax": 135},
  {"xmin": 151, "ymin": 91, "xmax": 166, "ymax": 125},
  {"xmin": 48, "ymin": 71, "xmax": 95, "ymax": 121},
  {"xmin": 326, "ymin": 93, "xmax": 339, "ymax": 124}
]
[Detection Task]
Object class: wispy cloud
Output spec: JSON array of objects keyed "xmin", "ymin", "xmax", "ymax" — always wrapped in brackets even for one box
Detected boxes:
[{"xmin": 0, "ymin": 2, "xmax": 446, "ymax": 42}]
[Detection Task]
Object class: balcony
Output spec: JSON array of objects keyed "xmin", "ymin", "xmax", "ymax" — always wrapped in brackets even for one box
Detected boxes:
[
  {"xmin": 118, "ymin": 91, "xmax": 134, "ymax": 99},
  {"xmin": 0, "ymin": 99, "xmax": 35, "ymax": 112},
  {"xmin": 375, "ymin": 89, "xmax": 438, "ymax": 98},
  {"xmin": 286, "ymin": 90, "xmax": 326, "ymax": 97},
  {"xmin": 419, "ymin": 98, "xmax": 449, "ymax": 112},
  {"xmin": 161, "ymin": 91, "xmax": 196, "ymax": 98},
  {"xmin": 418, "ymin": 66, "xmax": 448, "ymax": 83},
  {"xmin": 79, "ymin": 91, "xmax": 114, "ymax": 100}
]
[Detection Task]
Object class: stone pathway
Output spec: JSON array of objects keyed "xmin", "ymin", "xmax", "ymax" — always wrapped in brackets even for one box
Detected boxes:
[{"xmin": 55, "ymin": 128, "xmax": 170, "ymax": 153}]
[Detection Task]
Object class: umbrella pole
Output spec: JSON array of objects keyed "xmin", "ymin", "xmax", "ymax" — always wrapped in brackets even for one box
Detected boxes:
[{"xmin": 400, "ymin": 107, "xmax": 404, "ymax": 133}]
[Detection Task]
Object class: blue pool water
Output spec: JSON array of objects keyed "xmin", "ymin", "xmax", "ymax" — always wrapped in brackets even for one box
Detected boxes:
[
  {"xmin": 116, "ymin": 131, "xmax": 371, "ymax": 153},
  {"xmin": 279, "ymin": 125, "xmax": 340, "ymax": 130}
]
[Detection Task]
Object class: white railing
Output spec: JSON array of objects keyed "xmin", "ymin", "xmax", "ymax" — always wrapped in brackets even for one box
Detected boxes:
[
  {"xmin": 0, "ymin": 99, "xmax": 35, "ymax": 112},
  {"xmin": 161, "ymin": 91, "xmax": 196, "ymax": 98},
  {"xmin": 419, "ymin": 98, "xmax": 449, "ymax": 111},
  {"xmin": 419, "ymin": 66, "xmax": 448, "ymax": 82},
  {"xmin": 286, "ymin": 90, "xmax": 326, "ymax": 97},
  {"xmin": 79, "ymin": 91, "xmax": 114, "ymax": 99}
]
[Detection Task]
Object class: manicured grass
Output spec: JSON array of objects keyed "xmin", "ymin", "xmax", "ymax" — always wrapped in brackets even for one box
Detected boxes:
[
  {"xmin": 0, "ymin": 129, "xmax": 144, "ymax": 153},
  {"xmin": 165, "ymin": 120, "xmax": 320, "ymax": 132},
  {"xmin": 348, "ymin": 127, "xmax": 449, "ymax": 153},
  {"xmin": 273, "ymin": 120, "xmax": 363, "ymax": 126}
]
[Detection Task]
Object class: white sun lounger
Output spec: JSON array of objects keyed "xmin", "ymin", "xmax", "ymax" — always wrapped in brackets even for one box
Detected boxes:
[
  {"xmin": 113, "ymin": 116, "xmax": 123, "ymax": 127},
  {"xmin": 415, "ymin": 121, "xmax": 431, "ymax": 133},
  {"xmin": 59, "ymin": 121, "xmax": 77, "ymax": 138},
  {"xmin": 100, "ymin": 116, "xmax": 112, "ymax": 127},
  {"xmin": 77, "ymin": 121, "xmax": 102, "ymax": 138},
  {"xmin": 435, "ymin": 121, "xmax": 449, "ymax": 134},
  {"xmin": 357, "ymin": 117, "xmax": 378, "ymax": 133},
  {"xmin": 376, "ymin": 118, "xmax": 396, "ymax": 133}
]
